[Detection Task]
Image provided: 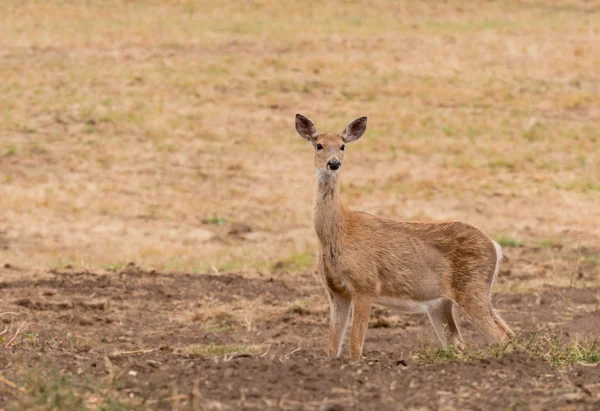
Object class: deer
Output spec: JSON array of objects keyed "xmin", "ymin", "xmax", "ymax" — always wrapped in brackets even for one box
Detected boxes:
[{"xmin": 295, "ymin": 114, "xmax": 514, "ymax": 361}]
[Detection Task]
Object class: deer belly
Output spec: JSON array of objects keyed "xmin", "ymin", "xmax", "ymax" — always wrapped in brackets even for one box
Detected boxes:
[{"xmin": 374, "ymin": 296, "xmax": 443, "ymax": 313}]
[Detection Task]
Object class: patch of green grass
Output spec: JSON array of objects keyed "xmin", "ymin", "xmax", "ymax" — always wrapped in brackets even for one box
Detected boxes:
[
  {"xmin": 21, "ymin": 332, "xmax": 40, "ymax": 348},
  {"xmin": 488, "ymin": 157, "xmax": 518, "ymax": 171},
  {"xmin": 102, "ymin": 263, "xmax": 126, "ymax": 271},
  {"xmin": 535, "ymin": 161, "xmax": 560, "ymax": 172},
  {"xmin": 272, "ymin": 250, "xmax": 314, "ymax": 272},
  {"xmin": 10, "ymin": 367, "xmax": 132, "ymax": 411},
  {"xmin": 218, "ymin": 259, "xmax": 245, "ymax": 272},
  {"xmin": 292, "ymin": 298, "xmax": 312, "ymax": 307},
  {"xmin": 203, "ymin": 324, "xmax": 233, "ymax": 333},
  {"xmin": 412, "ymin": 342, "xmax": 508, "ymax": 365},
  {"xmin": 54, "ymin": 259, "xmax": 76, "ymax": 270},
  {"xmin": 443, "ymin": 155, "xmax": 478, "ymax": 170},
  {"xmin": 522, "ymin": 122, "xmax": 545, "ymax": 142},
  {"xmin": 553, "ymin": 179, "xmax": 600, "ymax": 193},
  {"xmin": 538, "ymin": 240, "xmax": 557, "ymax": 249},
  {"xmin": 523, "ymin": 334, "xmax": 600, "ymax": 368},
  {"xmin": 413, "ymin": 344, "xmax": 466, "ymax": 364},
  {"xmin": 15, "ymin": 371, "xmax": 87, "ymax": 411},
  {"xmin": 496, "ymin": 236, "xmax": 524, "ymax": 248},
  {"xmin": 4, "ymin": 144, "xmax": 17, "ymax": 156},
  {"xmin": 583, "ymin": 255, "xmax": 599, "ymax": 266},
  {"xmin": 442, "ymin": 126, "xmax": 457, "ymax": 136},
  {"xmin": 203, "ymin": 215, "xmax": 227, "ymax": 226}
]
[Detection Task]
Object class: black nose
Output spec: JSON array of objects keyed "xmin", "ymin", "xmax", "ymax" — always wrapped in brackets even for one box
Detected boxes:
[{"xmin": 327, "ymin": 159, "xmax": 341, "ymax": 170}]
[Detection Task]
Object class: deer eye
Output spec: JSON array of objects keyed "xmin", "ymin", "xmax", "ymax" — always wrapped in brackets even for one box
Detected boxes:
[
  {"xmin": 316, "ymin": 143, "xmax": 323, "ymax": 150},
  {"xmin": 340, "ymin": 144, "xmax": 346, "ymax": 151}
]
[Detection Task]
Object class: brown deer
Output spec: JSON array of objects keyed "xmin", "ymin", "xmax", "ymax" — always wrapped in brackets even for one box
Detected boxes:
[{"xmin": 295, "ymin": 114, "xmax": 514, "ymax": 361}]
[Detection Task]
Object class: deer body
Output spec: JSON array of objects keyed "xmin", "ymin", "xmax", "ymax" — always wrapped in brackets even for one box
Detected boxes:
[{"xmin": 297, "ymin": 115, "xmax": 513, "ymax": 360}]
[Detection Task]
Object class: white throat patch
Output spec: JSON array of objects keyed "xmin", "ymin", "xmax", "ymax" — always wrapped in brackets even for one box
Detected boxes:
[{"xmin": 317, "ymin": 169, "xmax": 338, "ymax": 183}]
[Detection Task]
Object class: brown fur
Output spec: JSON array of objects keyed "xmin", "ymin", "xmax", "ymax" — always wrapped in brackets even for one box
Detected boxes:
[{"xmin": 296, "ymin": 114, "xmax": 514, "ymax": 360}]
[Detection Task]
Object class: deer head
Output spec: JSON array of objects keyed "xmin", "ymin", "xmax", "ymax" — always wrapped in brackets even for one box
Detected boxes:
[{"xmin": 295, "ymin": 114, "xmax": 368, "ymax": 181}]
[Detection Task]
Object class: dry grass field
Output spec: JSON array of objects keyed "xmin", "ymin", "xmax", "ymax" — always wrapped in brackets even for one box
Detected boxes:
[{"xmin": 1, "ymin": 0, "xmax": 599, "ymax": 409}]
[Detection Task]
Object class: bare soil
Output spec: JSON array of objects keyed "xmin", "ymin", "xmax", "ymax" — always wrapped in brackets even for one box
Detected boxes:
[{"xmin": 1, "ymin": 246, "xmax": 599, "ymax": 410}]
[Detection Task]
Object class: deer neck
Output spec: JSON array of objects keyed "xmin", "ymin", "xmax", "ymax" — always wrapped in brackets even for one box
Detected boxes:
[{"xmin": 313, "ymin": 172, "xmax": 347, "ymax": 255}]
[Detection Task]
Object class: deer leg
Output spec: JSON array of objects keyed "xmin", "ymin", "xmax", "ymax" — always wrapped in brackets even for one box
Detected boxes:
[
  {"xmin": 443, "ymin": 300, "xmax": 465, "ymax": 349},
  {"xmin": 327, "ymin": 291, "xmax": 352, "ymax": 358},
  {"xmin": 458, "ymin": 299, "xmax": 511, "ymax": 343},
  {"xmin": 349, "ymin": 294, "xmax": 372, "ymax": 361},
  {"xmin": 427, "ymin": 303, "xmax": 448, "ymax": 348},
  {"xmin": 426, "ymin": 301, "xmax": 449, "ymax": 348},
  {"xmin": 428, "ymin": 299, "xmax": 465, "ymax": 349},
  {"xmin": 492, "ymin": 308, "xmax": 515, "ymax": 338}
]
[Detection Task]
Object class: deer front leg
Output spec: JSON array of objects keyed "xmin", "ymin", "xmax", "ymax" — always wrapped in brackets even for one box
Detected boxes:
[
  {"xmin": 349, "ymin": 294, "xmax": 372, "ymax": 361},
  {"xmin": 328, "ymin": 291, "xmax": 352, "ymax": 357}
]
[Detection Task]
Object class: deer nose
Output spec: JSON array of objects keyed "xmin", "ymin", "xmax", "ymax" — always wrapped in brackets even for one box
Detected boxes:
[{"xmin": 327, "ymin": 159, "xmax": 341, "ymax": 170}]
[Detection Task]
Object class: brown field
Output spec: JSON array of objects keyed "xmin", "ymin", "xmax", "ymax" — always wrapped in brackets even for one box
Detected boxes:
[{"xmin": 0, "ymin": 0, "xmax": 599, "ymax": 409}]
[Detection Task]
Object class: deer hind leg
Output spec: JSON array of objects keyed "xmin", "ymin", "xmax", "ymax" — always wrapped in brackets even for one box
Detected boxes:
[
  {"xmin": 458, "ymin": 297, "xmax": 512, "ymax": 343},
  {"xmin": 349, "ymin": 294, "xmax": 372, "ymax": 361},
  {"xmin": 492, "ymin": 308, "xmax": 515, "ymax": 338},
  {"xmin": 427, "ymin": 299, "xmax": 464, "ymax": 349},
  {"xmin": 327, "ymin": 291, "xmax": 352, "ymax": 358}
]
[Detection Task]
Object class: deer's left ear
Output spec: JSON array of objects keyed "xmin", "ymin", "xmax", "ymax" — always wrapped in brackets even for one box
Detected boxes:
[{"xmin": 342, "ymin": 116, "xmax": 367, "ymax": 143}]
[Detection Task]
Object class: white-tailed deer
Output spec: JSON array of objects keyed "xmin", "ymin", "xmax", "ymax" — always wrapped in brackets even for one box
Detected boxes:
[{"xmin": 295, "ymin": 114, "xmax": 514, "ymax": 361}]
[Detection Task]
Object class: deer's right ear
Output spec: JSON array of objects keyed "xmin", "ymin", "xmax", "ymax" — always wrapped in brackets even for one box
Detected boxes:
[{"xmin": 295, "ymin": 114, "xmax": 318, "ymax": 142}]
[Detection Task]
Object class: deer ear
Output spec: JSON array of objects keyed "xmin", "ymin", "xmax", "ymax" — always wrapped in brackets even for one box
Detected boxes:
[
  {"xmin": 342, "ymin": 116, "xmax": 367, "ymax": 143},
  {"xmin": 295, "ymin": 114, "xmax": 318, "ymax": 141}
]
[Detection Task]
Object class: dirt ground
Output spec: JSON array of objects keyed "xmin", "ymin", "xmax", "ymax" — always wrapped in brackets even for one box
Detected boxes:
[{"xmin": 1, "ymin": 245, "xmax": 599, "ymax": 410}]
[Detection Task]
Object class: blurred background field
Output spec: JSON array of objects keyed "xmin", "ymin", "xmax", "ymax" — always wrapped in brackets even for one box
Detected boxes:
[{"xmin": 0, "ymin": 0, "xmax": 599, "ymax": 281}]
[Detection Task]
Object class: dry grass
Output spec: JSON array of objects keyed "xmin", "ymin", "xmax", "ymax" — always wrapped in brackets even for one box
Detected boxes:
[
  {"xmin": 6, "ymin": 366, "xmax": 133, "ymax": 411},
  {"xmin": 0, "ymin": 0, "xmax": 598, "ymax": 282},
  {"xmin": 413, "ymin": 333, "xmax": 600, "ymax": 369},
  {"xmin": 184, "ymin": 343, "xmax": 260, "ymax": 357},
  {"xmin": 0, "ymin": 315, "xmax": 29, "ymax": 349}
]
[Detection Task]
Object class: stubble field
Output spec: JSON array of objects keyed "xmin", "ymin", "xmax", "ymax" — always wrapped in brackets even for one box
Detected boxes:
[{"xmin": 1, "ymin": 0, "xmax": 599, "ymax": 409}]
